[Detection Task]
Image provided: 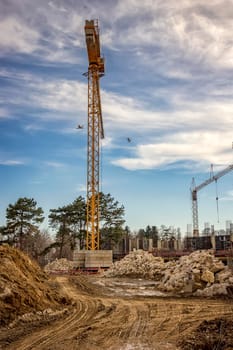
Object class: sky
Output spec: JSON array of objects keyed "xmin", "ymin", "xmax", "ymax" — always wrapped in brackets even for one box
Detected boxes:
[{"xmin": 0, "ymin": 0, "xmax": 232, "ymax": 236}]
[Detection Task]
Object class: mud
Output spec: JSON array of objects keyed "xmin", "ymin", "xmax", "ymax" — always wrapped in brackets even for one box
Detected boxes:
[
  {"xmin": 0, "ymin": 274, "xmax": 233, "ymax": 350},
  {"xmin": 178, "ymin": 317, "xmax": 233, "ymax": 349},
  {"xmin": 1, "ymin": 246, "xmax": 233, "ymax": 349}
]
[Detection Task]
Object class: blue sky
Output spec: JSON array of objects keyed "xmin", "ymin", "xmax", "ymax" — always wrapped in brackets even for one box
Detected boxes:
[{"xmin": 0, "ymin": 0, "xmax": 232, "ymax": 235}]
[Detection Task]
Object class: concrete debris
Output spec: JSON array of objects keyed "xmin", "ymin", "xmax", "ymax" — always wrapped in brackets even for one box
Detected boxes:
[
  {"xmin": 44, "ymin": 258, "xmax": 74, "ymax": 273},
  {"xmin": 194, "ymin": 283, "xmax": 230, "ymax": 297},
  {"xmin": 157, "ymin": 250, "xmax": 227, "ymax": 294},
  {"xmin": 104, "ymin": 250, "xmax": 166, "ymax": 280},
  {"xmin": 105, "ymin": 250, "xmax": 233, "ymax": 297}
]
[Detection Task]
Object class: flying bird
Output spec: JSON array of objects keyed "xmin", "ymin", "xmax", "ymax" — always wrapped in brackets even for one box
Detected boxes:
[
  {"xmin": 127, "ymin": 137, "xmax": 132, "ymax": 143},
  {"xmin": 76, "ymin": 124, "xmax": 84, "ymax": 129}
]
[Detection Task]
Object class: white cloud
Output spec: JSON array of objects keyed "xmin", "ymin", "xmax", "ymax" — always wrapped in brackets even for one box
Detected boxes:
[
  {"xmin": 0, "ymin": 160, "xmax": 25, "ymax": 166},
  {"xmin": 0, "ymin": 0, "xmax": 232, "ymax": 71},
  {"xmin": 103, "ymin": 0, "xmax": 233, "ymax": 73},
  {"xmin": 24, "ymin": 124, "xmax": 44, "ymax": 132},
  {"xmin": 35, "ymin": 80, "xmax": 87, "ymax": 114},
  {"xmin": 48, "ymin": 1, "xmax": 68, "ymax": 13},
  {"xmin": 45, "ymin": 161, "xmax": 65, "ymax": 168},
  {"xmin": 0, "ymin": 108, "xmax": 9, "ymax": 119},
  {"xmin": 0, "ymin": 71, "xmax": 87, "ymax": 125},
  {"xmin": 0, "ymin": 0, "xmax": 232, "ymax": 175},
  {"xmin": 102, "ymin": 136, "xmax": 114, "ymax": 148},
  {"xmin": 112, "ymin": 131, "xmax": 233, "ymax": 171},
  {"xmin": 0, "ymin": 1, "xmax": 85, "ymax": 62},
  {"xmin": 75, "ymin": 184, "xmax": 86, "ymax": 192},
  {"xmin": 0, "ymin": 17, "xmax": 40, "ymax": 54},
  {"xmin": 1, "ymin": 66, "xmax": 232, "ymax": 173},
  {"xmin": 221, "ymin": 190, "xmax": 233, "ymax": 201}
]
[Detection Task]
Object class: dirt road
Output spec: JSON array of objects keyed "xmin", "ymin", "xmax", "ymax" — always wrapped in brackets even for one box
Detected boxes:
[{"xmin": 1, "ymin": 275, "xmax": 233, "ymax": 350}]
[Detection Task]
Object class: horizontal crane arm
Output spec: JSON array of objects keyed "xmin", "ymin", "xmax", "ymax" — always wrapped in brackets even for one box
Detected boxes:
[{"xmin": 194, "ymin": 164, "xmax": 233, "ymax": 192}]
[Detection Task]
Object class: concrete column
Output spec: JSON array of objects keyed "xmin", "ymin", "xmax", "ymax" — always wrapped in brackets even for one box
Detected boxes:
[
  {"xmin": 129, "ymin": 238, "xmax": 132, "ymax": 252},
  {"xmin": 148, "ymin": 238, "xmax": 153, "ymax": 252},
  {"xmin": 177, "ymin": 238, "xmax": 182, "ymax": 250},
  {"xmin": 211, "ymin": 233, "xmax": 216, "ymax": 250},
  {"xmin": 157, "ymin": 239, "xmax": 162, "ymax": 250}
]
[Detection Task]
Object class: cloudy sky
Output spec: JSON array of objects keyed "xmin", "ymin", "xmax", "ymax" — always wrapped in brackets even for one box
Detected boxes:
[{"xmin": 0, "ymin": 0, "xmax": 232, "ymax": 235}]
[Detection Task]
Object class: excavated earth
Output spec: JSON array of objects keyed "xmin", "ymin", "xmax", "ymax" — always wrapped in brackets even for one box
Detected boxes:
[{"xmin": 0, "ymin": 246, "xmax": 233, "ymax": 349}]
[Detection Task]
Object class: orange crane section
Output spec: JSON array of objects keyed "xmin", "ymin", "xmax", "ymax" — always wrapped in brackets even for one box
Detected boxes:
[
  {"xmin": 84, "ymin": 20, "xmax": 105, "ymax": 250},
  {"xmin": 191, "ymin": 164, "xmax": 233, "ymax": 237}
]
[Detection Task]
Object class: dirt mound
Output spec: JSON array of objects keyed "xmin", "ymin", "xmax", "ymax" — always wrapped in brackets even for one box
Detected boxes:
[
  {"xmin": 178, "ymin": 316, "xmax": 233, "ymax": 350},
  {"xmin": 0, "ymin": 245, "xmax": 70, "ymax": 326}
]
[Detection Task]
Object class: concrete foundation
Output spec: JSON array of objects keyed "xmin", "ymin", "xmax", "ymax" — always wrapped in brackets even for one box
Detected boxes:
[
  {"xmin": 73, "ymin": 250, "xmax": 113, "ymax": 269},
  {"xmin": 73, "ymin": 250, "xmax": 86, "ymax": 268}
]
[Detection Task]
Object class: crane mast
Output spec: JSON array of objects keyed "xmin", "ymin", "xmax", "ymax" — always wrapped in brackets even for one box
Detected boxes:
[
  {"xmin": 191, "ymin": 164, "xmax": 233, "ymax": 237},
  {"xmin": 84, "ymin": 19, "xmax": 105, "ymax": 250}
]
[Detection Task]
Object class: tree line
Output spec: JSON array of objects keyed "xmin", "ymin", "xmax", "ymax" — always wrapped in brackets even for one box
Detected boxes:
[
  {"xmin": 0, "ymin": 193, "xmax": 126, "ymax": 264},
  {"xmin": 0, "ymin": 194, "xmax": 181, "ymax": 266}
]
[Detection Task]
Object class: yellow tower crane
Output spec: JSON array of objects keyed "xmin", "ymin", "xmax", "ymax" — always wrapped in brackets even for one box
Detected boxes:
[{"xmin": 84, "ymin": 19, "xmax": 105, "ymax": 250}]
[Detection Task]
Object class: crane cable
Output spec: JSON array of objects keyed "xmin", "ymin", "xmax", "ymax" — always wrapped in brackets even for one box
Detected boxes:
[
  {"xmin": 100, "ymin": 140, "xmax": 103, "ymax": 194},
  {"xmin": 215, "ymin": 179, "xmax": 220, "ymax": 223},
  {"xmin": 211, "ymin": 164, "xmax": 220, "ymax": 224}
]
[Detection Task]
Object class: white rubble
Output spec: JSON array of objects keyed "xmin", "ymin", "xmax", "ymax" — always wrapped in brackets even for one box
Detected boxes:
[
  {"xmin": 44, "ymin": 258, "xmax": 74, "ymax": 273},
  {"xmin": 157, "ymin": 250, "xmax": 227, "ymax": 293},
  {"xmin": 104, "ymin": 250, "xmax": 166, "ymax": 280},
  {"xmin": 104, "ymin": 249, "xmax": 233, "ymax": 297},
  {"xmin": 194, "ymin": 283, "xmax": 230, "ymax": 297}
]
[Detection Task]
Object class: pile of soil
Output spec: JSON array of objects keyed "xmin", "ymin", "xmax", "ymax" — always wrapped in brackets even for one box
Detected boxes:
[
  {"xmin": 0, "ymin": 245, "xmax": 70, "ymax": 326},
  {"xmin": 178, "ymin": 317, "xmax": 233, "ymax": 350}
]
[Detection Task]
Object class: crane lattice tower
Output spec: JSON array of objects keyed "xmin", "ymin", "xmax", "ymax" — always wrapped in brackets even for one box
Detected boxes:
[{"xmin": 84, "ymin": 19, "xmax": 105, "ymax": 250}]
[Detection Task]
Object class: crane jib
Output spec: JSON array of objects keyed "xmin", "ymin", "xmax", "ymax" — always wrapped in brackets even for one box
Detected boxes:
[
  {"xmin": 195, "ymin": 164, "xmax": 233, "ymax": 192},
  {"xmin": 191, "ymin": 163, "xmax": 233, "ymax": 237}
]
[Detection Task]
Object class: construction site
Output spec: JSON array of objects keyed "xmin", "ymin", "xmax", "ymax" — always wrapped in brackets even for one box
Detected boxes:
[{"xmin": 0, "ymin": 19, "xmax": 233, "ymax": 350}]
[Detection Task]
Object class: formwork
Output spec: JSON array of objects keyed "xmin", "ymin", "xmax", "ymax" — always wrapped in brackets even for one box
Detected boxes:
[{"xmin": 73, "ymin": 250, "xmax": 112, "ymax": 269}]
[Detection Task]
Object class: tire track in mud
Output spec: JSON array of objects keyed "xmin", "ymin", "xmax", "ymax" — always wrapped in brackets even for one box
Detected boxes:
[
  {"xmin": 5, "ymin": 278, "xmax": 107, "ymax": 350},
  {"xmin": 4, "ymin": 276, "xmax": 233, "ymax": 350}
]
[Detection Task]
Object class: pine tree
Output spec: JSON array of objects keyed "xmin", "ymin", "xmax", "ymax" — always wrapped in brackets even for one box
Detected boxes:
[{"xmin": 4, "ymin": 197, "xmax": 44, "ymax": 250}]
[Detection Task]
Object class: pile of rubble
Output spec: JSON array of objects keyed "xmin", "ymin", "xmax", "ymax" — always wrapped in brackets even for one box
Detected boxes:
[
  {"xmin": 104, "ymin": 250, "xmax": 233, "ymax": 297},
  {"xmin": 44, "ymin": 258, "xmax": 74, "ymax": 273},
  {"xmin": 158, "ymin": 250, "xmax": 233, "ymax": 296},
  {"xmin": 105, "ymin": 250, "xmax": 166, "ymax": 280}
]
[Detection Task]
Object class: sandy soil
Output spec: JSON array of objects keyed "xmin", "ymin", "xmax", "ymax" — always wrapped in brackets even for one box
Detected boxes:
[{"xmin": 0, "ymin": 274, "xmax": 233, "ymax": 350}]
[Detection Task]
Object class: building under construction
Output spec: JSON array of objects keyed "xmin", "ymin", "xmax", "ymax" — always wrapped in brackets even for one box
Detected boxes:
[{"xmin": 112, "ymin": 221, "xmax": 233, "ymax": 264}]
